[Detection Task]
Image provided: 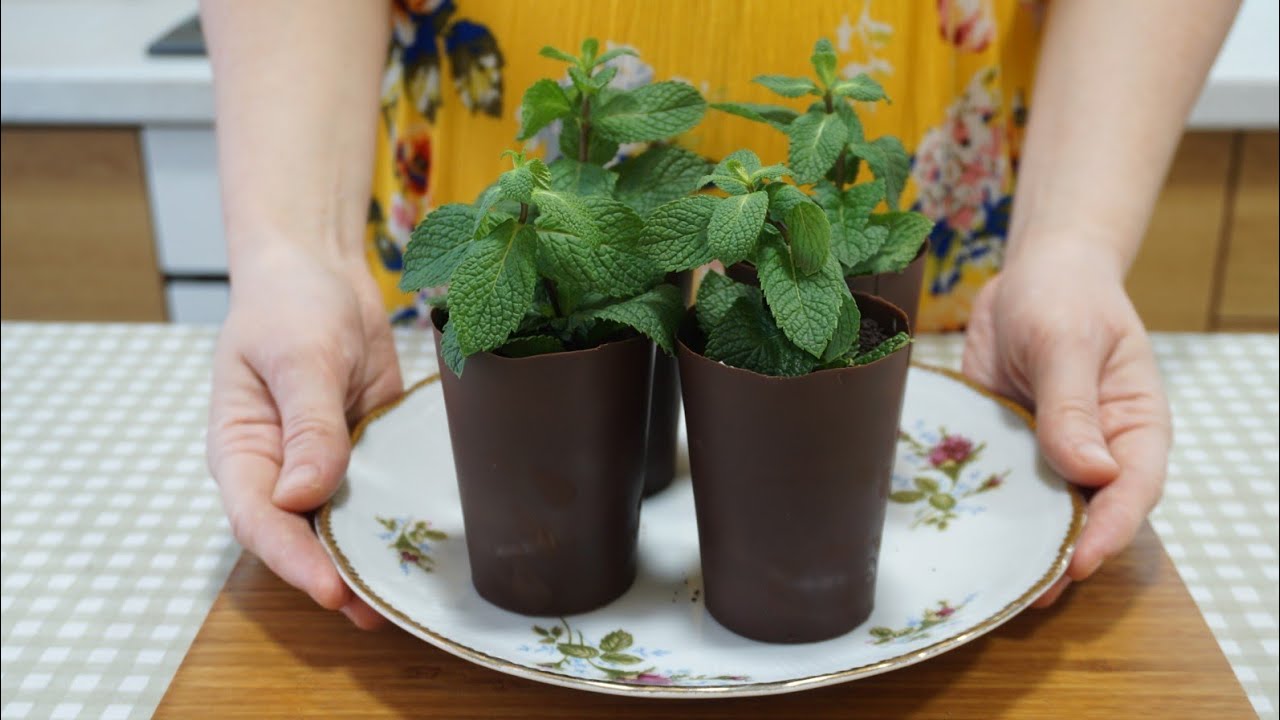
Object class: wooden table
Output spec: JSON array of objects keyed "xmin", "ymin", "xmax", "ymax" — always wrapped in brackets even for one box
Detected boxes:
[{"xmin": 156, "ymin": 523, "xmax": 1253, "ymax": 719}]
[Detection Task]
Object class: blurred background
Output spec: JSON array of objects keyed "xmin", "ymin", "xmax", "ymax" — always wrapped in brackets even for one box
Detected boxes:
[{"xmin": 1, "ymin": 0, "xmax": 1276, "ymax": 331}]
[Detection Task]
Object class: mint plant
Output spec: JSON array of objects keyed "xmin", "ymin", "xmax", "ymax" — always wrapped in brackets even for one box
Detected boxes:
[
  {"xmin": 712, "ymin": 38, "xmax": 932, "ymax": 277},
  {"xmin": 518, "ymin": 39, "xmax": 711, "ymax": 218},
  {"xmin": 400, "ymin": 150, "xmax": 683, "ymax": 377},
  {"xmin": 637, "ymin": 149, "xmax": 909, "ymax": 377}
]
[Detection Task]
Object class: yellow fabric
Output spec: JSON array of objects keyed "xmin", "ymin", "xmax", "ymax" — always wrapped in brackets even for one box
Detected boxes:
[{"xmin": 369, "ymin": 0, "xmax": 1042, "ymax": 330}]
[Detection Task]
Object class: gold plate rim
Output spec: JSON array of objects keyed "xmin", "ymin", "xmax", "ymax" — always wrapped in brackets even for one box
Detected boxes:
[{"xmin": 315, "ymin": 362, "xmax": 1086, "ymax": 698}]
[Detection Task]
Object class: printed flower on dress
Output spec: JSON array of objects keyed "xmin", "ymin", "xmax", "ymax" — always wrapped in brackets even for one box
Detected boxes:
[
  {"xmin": 937, "ymin": 0, "xmax": 996, "ymax": 53},
  {"xmin": 391, "ymin": 0, "xmax": 504, "ymax": 121},
  {"xmin": 394, "ymin": 125, "xmax": 433, "ymax": 198}
]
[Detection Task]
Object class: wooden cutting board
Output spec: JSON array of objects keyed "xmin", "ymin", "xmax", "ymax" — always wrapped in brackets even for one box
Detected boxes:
[{"xmin": 156, "ymin": 523, "xmax": 1252, "ymax": 719}]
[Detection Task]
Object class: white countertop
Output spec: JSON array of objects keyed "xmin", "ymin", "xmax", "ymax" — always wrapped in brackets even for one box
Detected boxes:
[{"xmin": 1, "ymin": 0, "xmax": 1277, "ymax": 128}]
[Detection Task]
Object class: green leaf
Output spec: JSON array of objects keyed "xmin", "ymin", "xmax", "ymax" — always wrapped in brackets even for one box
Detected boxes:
[
  {"xmin": 559, "ymin": 116, "xmax": 620, "ymax": 165},
  {"xmin": 755, "ymin": 236, "xmax": 847, "ymax": 357},
  {"xmin": 847, "ymin": 212, "xmax": 933, "ymax": 275},
  {"xmin": 695, "ymin": 271, "xmax": 758, "ymax": 331},
  {"xmin": 765, "ymin": 183, "xmax": 813, "ymax": 220},
  {"xmin": 580, "ymin": 38, "xmax": 600, "ymax": 65},
  {"xmin": 851, "ymin": 331, "xmax": 911, "ymax": 365},
  {"xmin": 889, "ymin": 490, "xmax": 925, "ymax": 503},
  {"xmin": 557, "ymin": 643, "xmax": 599, "ymax": 659},
  {"xmin": 613, "ymin": 144, "xmax": 713, "ymax": 217},
  {"xmin": 570, "ymin": 284, "xmax": 684, "ymax": 354},
  {"xmin": 533, "ymin": 625, "xmax": 550, "ymax": 637},
  {"xmin": 439, "ymin": 318, "xmax": 466, "ymax": 377},
  {"xmin": 869, "ymin": 626, "xmax": 895, "ymax": 638},
  {"xmin": 830, "ymin": 73, "xmax": 888, "ymax": 102},
  {"xmin": 594, "ymin": 46, "xmax": 638, "ymax": 67},
  {"xmin": 448, "ymin": 220, "xmax": 539, "ymax": 356},
  {"xmin": 848, "ymin": 136, "xmax": 910, "ymax": 210},
  {"xmin": 708, "ymin": 191, "xmax": 769, "ymax": 265},
  {"xmin": 787, "ymin": 109, "xmax": 848, "ymax": 184},
  {"xmin": 400, "ymin": 204, "xmax": 477, "ymax": 292},
  {"xmin": 810, "ymin": 38, "xmax": 838, "ymax": 88},
  {"xmin": 538, "ymin": 45, "xmax": 578, "ymax": 65},
  {"xmin": 817, "ymin": 179, "xmax": 889, "ymax": 270},
  {"xmin": 593, "ymin": 81, "xmax": 707, "ymax": 143},
  {"xmin": 750, "ymin": 164, "xmax": 791, "ymax": 183},
  {"xmin": 599, "ymin": 629, "xmax": 634, "ymax": 653},
  {"xmin": 820, "ymin": 292, "xmax": 861, "ymax": 363},
  {"xmin": 930, "ymin": 494, "xmax": 958, "ymax": 510},
  {"xmin": 754, "ymin": 74, "xmax": 820, "ymax": 98},
  {"xmin": 705, "ymin": 295, "xmax": 818, "ymax": 377},
  {"xmin": 915, "ymin": 477, "xmax": 940, "ymax": 493},
  {"xmin": 697, "ymin": 149, "xmax": 760, "ymax": 196},
  {"xmin": 637, "ymin": 195, "xmax": 718, "ymax": 272},
  {"xmin": 497, "ymin": 334, "xmax": 565, "ymax": 358},
  {"xmin": 497, "ymin": 159, "xmax": 552, "ymax": 204},
  {"xmin": 517, "ymin": 79, "xmax": 572, "ymax": 141},
  {"xmin": 784, "ymin": 200, "xmax": 832, "ymax": 274},
  {"xmin": 548, "ymin": 157, "xmax": 618, "ymax": 197},
  {"xmin": 711, "ymin": 102, "xmax": 799, "ymax": 129},
  {"xmin": 532, "ymin": 190, "xmax": 659, "ymax": 297},
  {"xmin": 600, "ymin": 653, "xmax": 643, "ymax": 665}
]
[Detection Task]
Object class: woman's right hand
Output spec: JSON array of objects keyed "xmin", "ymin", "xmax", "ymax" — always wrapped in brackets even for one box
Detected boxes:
[{"xmin": 206, "ymin": 242, "xmax": 403, "ymax": 629}]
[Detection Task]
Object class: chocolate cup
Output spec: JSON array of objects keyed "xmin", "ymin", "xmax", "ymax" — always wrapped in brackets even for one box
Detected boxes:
[
  {"xmin": 642, "ymin": 272, "xmax": 693, "ymax": 498},
  {"xmin": 676, "ymin": 293, "xmax": 911, "ymax": 643},
  {"xmin": 845, "ymin": 241, "xmax": 928, "ymax": 332},
  {"xmin": 431, "ymin": 309, "xmax": 652, "ymax": 616},
  {"xmin": 728, "ymin": 240, "xmax": 927, "ymax": 332}
]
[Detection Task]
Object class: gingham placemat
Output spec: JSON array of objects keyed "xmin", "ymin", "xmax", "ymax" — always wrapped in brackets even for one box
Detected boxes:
[{"xmin": 1, "ymin": 324, "xmax": 1276, "ymax": 719}]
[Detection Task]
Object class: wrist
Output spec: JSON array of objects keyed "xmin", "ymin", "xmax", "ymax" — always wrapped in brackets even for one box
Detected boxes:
[
  {"xmin": 1004, "ymin": 224, "xmax": 1131, "ymax": 283},
  {"xmin": 228, "ymin": 226, "xmax": 366, "ymax": 280}
]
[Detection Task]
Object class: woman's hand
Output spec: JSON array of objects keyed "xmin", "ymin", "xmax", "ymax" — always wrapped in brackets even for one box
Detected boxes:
[
  {"xmin": 206, "ymin": 243, "xmax": 402, "ymax": 628},
  {"xmin": 962, "ymin": 242, "xmax": 1172, "ymax": 606}
]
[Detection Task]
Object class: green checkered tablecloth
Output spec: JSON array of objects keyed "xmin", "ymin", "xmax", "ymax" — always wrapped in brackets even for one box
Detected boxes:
[{"xmin": 1, "ymin": 324, "xmax": 1276, "ymax": 719}]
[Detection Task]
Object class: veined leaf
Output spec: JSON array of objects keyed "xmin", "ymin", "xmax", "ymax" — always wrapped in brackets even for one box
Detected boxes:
[
  {"xmin": 400, "ymin": 203, "xmax": 477, "ymax": 292},
  {"xmin": 448, "ymin": 220, "xmax": 539, "ymax": 356},
  {"xmin": 787, "ymin": 109, "xmax": 847, "ymax": 184}
]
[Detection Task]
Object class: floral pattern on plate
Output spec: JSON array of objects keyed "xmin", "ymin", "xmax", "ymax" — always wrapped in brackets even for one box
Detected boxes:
[
  {"xmin": 868, "ymin": 596, "xmax": 975, "ymax": 645},
  {"xmin": 376, "ymin": 516, "xmax": 447, "ymax": 574},
  {"xmin": 894, "ymin": 425, "xmax": 1009, "ymax": 530}
]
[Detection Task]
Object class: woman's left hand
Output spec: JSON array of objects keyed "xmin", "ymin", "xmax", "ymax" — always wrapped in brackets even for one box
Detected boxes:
[{"xmin": 962, "ymin": 242, "xmax": 1172, "ymax": 606}]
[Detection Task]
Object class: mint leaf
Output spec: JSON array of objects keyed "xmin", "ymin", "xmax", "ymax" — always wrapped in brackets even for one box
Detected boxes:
[
  {"xmin": 754, "ymin": 74, "xmax": 820, "ymax": 98},
  {"xmin": 810, "ymin": 38, "xmax": 838, "ymax": 88},
  {"xmin": 851, "ymin": 331, "xmax": 911, "ymax": 365},
  {"xmin": 821, "ymin": 292, "xmax": 861, "ymax": 363},
  {"xmin": 765, "ymin": 183, "xmax": 813, "ymax": 220},
  {"xmin": 516, "ymin": 80, "xmax": 572, "ymax": 141},
  {"xmin": 755, "ymin": 235, "xmax": 846, "ymax": 357},
  {"xmin": 848, "ymin": 136, "xmax": 910, "ymax": 210},
  {"xmin": 830, "ymin": 73, "xmax": 888, "ymax": 102},
  {"xmin": 532, "ymin": 190, "xmax": 659, "ymax": 296},
  {"xmin": 538, "ymin": 45, "xmax": 578, "ymax": 65},
  {"xmin": 400, "ymin": 203, "xmax": 477, "ymax": 291},
  {"xmin": 787, "ymin": 109, "xmax": 847, "ymax": 184},
  {"xmin": 816, "ymin": 179, "xmax": 889, "ymax": 269},
  {"xmin": 695, "ymin": 270, "xmax": 758, "ymax": 330},
  {"xmin": 613, "ymin": 144, "xmax": 712, "ymax": 217},
  {"xmin": 439, "ymin": 318, "xmax": 466, "ymax": 377},
  {"xmin": 705, "ymin": 295, "xmax": 818, "ymax": 377},
  {"xmin": 848, "ymin": 211, "xmax": 933, "ymax": 275},
  {"xmin": 572, "ymin": 284, "xmax": 683, "ymax": 354},
  {"xmin": 750, "ymin": 164, "xmax": 791, "ymax": 183},
  {"xmin": 708, "ymin": 191, "xmax": 768, "ymax": 265},
  {"xmin": 697, "ymin": 149, "xmax": 760, "ymax": 195},
  {"xmin": 559, "ymin": 116, "xmax": 619, "ymax": 165},
  {"xmin": 448, "ymin": 220, "xmax": 538, "ymax": 356},
  {"xmin": 594, "ymin": 47, "xmax": 638, "ymax": 67},
  {"xmin": 548, "ymin": 157, "xmax": 618, "ymax": 197},
  {"xmin": 637, "ymin": 195, "xmax": 717, "ymax": 272},
  {"xmin": 497, "ymin": 334, "xmax": 565, "ymax": 358},
  {"xmin": 593, "ymin": 81, "xmax": 707, "ymax": 143},
  {"xmin": 784, "ymin": 200, "xmax": 832, "ymax": 274},
  {"xmin": 497, "ymin": 159, "xmax": 552, "ymax": 204},
  {"xmin": 580, "ymin": 38, "xmax": 600, "ymax": 65},
  {"xmin": 710, "ymin": 102, "xmax": 799, "ymax": 129}
]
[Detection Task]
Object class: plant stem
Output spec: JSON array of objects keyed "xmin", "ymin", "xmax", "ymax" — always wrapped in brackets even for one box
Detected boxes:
[
  {"xmin": 767, "ymin": 218, "xmax": 792, "ymax": 245},
  {"xmin": 823, "ymin": 91, "xmax": 835, "ymax": 114},
  {"xmin": 578, "ymin": 96, "xmax": 593, "ymax": 162},
  {"xmin": 543, "ymin": 277, "xmax": 563, "ymax": 318},
  {"xmin": 833, "ymin": 150, "xmax": 848, "ymax": 191},
  {"xmin": 518, "ymin": 201, "xmax": 530, "ymax": 224}
]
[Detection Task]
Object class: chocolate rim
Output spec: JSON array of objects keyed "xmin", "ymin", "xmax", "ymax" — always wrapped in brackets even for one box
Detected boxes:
[
  {"xmin": 314, "ymin": 366, "xmax": 1086, "ymax": 698},
  {"xmin": 429, "ymin": 307, "xmax": 653, "ymax": 367}
]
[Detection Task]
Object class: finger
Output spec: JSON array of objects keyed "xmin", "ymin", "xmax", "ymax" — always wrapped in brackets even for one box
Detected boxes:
[
  {"xmin": 349, "ymin": 352, "xmax": 405, "ymax": 424},
  {"xmin": 1031, "ymin": 575, "xmax": 1072, "ymax": 608},
  {"xmin": 269, "ymin": 360, "xmax": 353, "ymax": 512},
  {"xmin": 217, "ymin": 450, "xmax": 354, "ymax": 611},
  {"xmin": 341, "ymin": 597, "xmax": 388, "ymax": 630},
  {"xmin": 1031, "ymin": 342, "xmax": 1121, "ymax": 487}
]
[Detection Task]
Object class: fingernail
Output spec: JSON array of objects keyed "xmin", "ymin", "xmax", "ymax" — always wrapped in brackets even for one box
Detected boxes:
[
  {"xmin": 274, "ymin": 464, "xmax": 320, "ymax": 502},
  {"xmin": 339, "ymin": 602, "xmax": 359, "ymax": 625},
  {"xmin": 1075, "ymin": 441, "xmax": 1116, "ymax": 470}
]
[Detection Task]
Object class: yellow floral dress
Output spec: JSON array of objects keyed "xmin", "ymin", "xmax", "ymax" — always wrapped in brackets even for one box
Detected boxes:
[{"xmin": 367, "ymin": 0, "xmax": 1041, "ymax": 332}]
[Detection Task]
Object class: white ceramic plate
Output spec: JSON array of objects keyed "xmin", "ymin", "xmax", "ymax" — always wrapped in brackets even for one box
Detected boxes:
[{"xmin": 317, "ymin": 364, "xmax": 1083, "ymax": 698}]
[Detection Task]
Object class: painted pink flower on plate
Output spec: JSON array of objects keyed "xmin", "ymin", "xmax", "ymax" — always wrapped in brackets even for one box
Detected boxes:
[{"xmin": 929, "ymin": 434, "xmax": 975, "ymax": 468}]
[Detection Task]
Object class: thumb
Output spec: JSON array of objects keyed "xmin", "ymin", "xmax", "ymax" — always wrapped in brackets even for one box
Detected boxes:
[
  {"xmin": 269, "ymin": 361, "xmax": 352, "ymax": 512},
  {"xmin": 1032, "ymin": 345, "xmax": 1120, "ymax": 486}
]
